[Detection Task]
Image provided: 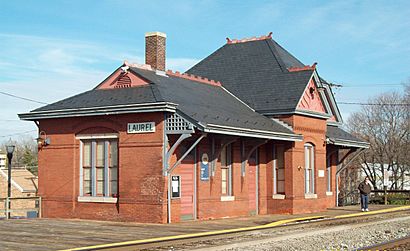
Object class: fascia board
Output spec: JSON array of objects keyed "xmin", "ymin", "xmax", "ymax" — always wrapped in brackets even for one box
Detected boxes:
[
  {"xmin": 204, "ymin": 124, "xmax": 303, "ymax": 142},
  {"xmin": 327, "ymin": 121, "xmax": 343, "ymax": 126},
  {"xmin": 295, "ymin": 109, "xmax": 332, "ymax": 119},
  {"xmin": 19, "ymin": 103, "xmax": 177, "ymax": 121},
  {"xmin": 322, "ymin": 84, "xmax": 343, "ymax": 123},
  {"xmin": 328, "ymin": 138, "xmax": 370, "ymax": 149},
  {"xmin": 27, "ymin": 102, "xmax": 178, "ymax": 114},
  {"xmin": 313, "ymin": 70, "xmax": 333, "ymax": 117}
]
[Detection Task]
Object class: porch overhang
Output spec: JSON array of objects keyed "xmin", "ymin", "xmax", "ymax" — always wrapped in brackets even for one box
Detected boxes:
[
  {"xmin": 327, "ymin": 138, "xmax": 370, "ymax": 149},
  {"xmin": 18, "ymin": 102, "xmax": 178, "ymax": 121},
  {"xmin": 201, "ymin": 123, "xmax": 303, "ymax": 142},
  {"xmin": 326, "ymin": 125, "xmax": 369, "ymax": 149}
]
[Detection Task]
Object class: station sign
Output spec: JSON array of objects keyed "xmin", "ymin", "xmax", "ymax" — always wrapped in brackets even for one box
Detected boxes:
[{"xmin": 127, "ymin": 122, "xmax": 155, "ymax": 134}]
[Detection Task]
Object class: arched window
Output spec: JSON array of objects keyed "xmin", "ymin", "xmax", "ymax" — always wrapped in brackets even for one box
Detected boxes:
[{"xmin": 304, "ymin": 143, "xmax": 315, "ymax": 194}]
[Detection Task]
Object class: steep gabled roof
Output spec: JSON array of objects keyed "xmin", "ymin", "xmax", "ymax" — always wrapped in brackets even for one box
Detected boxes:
[
  {"xmin": 187, "ymin": 38, "xmax": 318, "ymax": 114},
  {"xmin": 19, "ymin": 66, "xmax": 302, "ymax": 141}
]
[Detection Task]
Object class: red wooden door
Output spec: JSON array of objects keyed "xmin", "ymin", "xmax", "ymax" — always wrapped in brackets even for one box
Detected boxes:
[
  {"xmin": 179, "ymin": 148, "xmax": 195, "ymax": 221},
  {"xmin": 248, "ymin": 157, "xmax": 257, "ymax": 215}
]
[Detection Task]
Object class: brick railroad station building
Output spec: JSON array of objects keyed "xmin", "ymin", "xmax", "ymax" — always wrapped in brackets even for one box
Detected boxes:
[{"xmin": 19, "ymin": 32, "xmax": 368, "ymax": 223}]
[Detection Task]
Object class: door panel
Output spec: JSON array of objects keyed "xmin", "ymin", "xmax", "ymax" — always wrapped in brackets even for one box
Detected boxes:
[
  {"xmin": 248, "ymin": 157, "xmax": 257, "ymax": 215},
  {"xmin": 179, "ymin": 147, "xmax": 195, "ymax": 221}
]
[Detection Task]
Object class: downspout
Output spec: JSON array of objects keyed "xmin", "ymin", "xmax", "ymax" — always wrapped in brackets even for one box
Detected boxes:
[{"xmin": 255, "ymin": 148, "xmax": 259, "ymax": 215}]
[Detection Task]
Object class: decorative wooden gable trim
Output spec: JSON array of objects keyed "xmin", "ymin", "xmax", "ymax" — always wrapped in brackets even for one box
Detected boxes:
[
  {"xmin": 322, "ymin": 83, "xmax": 343, "ymax": 124},
  {"xmin": 297, "ymin": 77, "xmax": 326, "ymax": 114},
  {"xmin": 96, "ymin": 68, "xmax": 150, "ymax": 90}
]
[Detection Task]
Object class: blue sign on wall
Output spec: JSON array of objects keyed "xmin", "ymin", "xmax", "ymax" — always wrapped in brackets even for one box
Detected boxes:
[{"xmin": 200, "ymin": 153, "xmax": 209, "ymax": 181}]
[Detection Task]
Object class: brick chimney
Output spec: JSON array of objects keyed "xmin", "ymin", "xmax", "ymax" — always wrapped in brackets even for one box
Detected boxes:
[{"xmin": 145, "ymin": 31, "xmax": 166, "ymax": 71}]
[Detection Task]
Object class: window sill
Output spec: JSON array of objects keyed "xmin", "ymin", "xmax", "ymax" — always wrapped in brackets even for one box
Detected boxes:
[
  {"xmin": 304, "ymin": 193, "xmax": 318, "ymax": 199},
  {"xmin": 78, "ymin": 196, "xmax": 118, "ymax": 203},
  {"xmin": 220, "ymin": 196, "xmax": 235, "ymax": 202},
  {"xmin": 326, "ymin": 191, "xmax": 333, "ymax": 196},
  {"xmin": 272, "ymin": 194, "xmax": 286, "ymax": 200}
]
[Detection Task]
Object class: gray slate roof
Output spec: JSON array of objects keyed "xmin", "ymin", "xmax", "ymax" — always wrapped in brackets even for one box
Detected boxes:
[
  {"xmin": 187, "ymin": 39, "xmax": 314, "ymax": 114},
  {"xmin": 21, "ymin": 66, "xmax": 301, "ymax": 140},
  {"xmin": 32, "ymin": 85, "xmax": 161, "ymax": 112},
  {"xmin": 131, "ymin": 67, "xmax": 297, "ymax": 136},
  {"xmin": 326, "ymin": 125, "xmax": 369, "ymax": 148}
]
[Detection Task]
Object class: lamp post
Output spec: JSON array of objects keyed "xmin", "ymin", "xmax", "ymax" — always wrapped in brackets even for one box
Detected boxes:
[{"xmin": 6, "ymin": 143, "xmax": 15, "ymax": 219}]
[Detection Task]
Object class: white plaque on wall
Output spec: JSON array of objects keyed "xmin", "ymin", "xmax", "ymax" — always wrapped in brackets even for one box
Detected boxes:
[{"xmin": 318, "ymin": 170, "xmax": 325, "ymax": 177}]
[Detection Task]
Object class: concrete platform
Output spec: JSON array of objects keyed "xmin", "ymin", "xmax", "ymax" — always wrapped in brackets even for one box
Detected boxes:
[{"xmin": 0, "ymin": 205, "xmax": 405, "ymax": 251}]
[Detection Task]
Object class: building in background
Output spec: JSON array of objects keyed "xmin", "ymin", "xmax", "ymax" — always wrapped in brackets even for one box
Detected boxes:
[
  {"xmin": 0, "ymin": 167, "xmax": 38, "ymax": 218},
  {"xmin": 0, "ymin": 151, "xmax": 6, "ymax": 169}
]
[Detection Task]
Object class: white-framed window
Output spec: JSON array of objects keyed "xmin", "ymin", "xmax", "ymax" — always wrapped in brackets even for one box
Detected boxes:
[
  {"xmin": 273, "ymin": 145, "xmax": 285, "ymax": 195},
  {"xmin": 221, "ymin": 144, "xmax": 233, "ymax": 196},
  {"xmin": 80, "ymin": 139, "xmax": 118, "ymax": 198},
  {"xmin": 304, "ymin": 143, "xmax": 315, "ymax": 194}
]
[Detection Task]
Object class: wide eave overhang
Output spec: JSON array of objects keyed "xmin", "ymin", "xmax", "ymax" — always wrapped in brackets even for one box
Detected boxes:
[
  {"xmin": 327, "ymin": 137, "xmax": 370, "ymax": 149},
  {"xmin": 200, "ymin": 123, "xmax": 303, "ymax": 142},
  {"xmin": 18, "ymin": 102, "xmax": 178, "ymax": 120},
  {"xmin": 20, "ymin": 102, "xmax": 303, "ymax": 142}
]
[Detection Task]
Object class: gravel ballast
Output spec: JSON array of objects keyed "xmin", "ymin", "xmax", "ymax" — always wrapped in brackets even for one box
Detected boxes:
[{"xmin": 209, "ymin": 216, "xmax": 410, "ymax": 251}]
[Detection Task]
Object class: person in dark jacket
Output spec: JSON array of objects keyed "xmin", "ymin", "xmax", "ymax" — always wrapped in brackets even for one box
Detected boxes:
[{"xmin": 358, "ymin": 177, "xmax": 372, "ymax": 211}]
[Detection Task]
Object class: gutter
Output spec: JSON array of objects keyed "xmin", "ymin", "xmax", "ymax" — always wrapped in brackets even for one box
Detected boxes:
[
  {"xmin": 203, "ymin": 124, "xmax": 303, "ymax": 141},
  {"xmin": 259, "ymin": 109, "xmax": 331, "ymax": 119},
  {"xmin": 18, "ymin": 102, "xmax": 178, "ymax": 121},
  {"xmin": 327, "ymin": 138, "xmax": 370, "ymax": 149}
]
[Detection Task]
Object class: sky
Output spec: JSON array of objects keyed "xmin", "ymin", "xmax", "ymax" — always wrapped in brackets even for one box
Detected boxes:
[{"xmin": 0, "ymin": 0, "xmax": 409, "ymax": 143}]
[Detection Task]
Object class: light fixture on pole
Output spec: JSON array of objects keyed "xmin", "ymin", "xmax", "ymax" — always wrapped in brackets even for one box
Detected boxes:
[{"xmin": 6, "ymin": 141, "xmax": 15, "ymax": 219}]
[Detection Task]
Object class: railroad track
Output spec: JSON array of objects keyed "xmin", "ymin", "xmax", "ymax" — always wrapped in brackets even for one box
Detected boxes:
[
  {"xmin": 66, "ymin": 208, "xmax": 410, "ymax": 251},
  {"xmin": 359, "ymin": 235, "xmax": 410, "ymax": 251}
]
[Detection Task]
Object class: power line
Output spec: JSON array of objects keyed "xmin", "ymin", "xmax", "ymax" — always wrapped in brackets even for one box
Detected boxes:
[
  {"xmin": 341, "ymin": 85, "xmax": 403, "ymax": 88},
  {"xmin": 0, "ymin": 130, "xmax": 37, "ymax": 138},
  {"xmin": 0, "ymin": 119, "xmax": 21, "ymax": 122},
  {"xmin": 327, "ymin": 82, "xmax": 405, "ymax": 88},
  {"xmin": 0, "ymin": 91, "xmax": 48, "ymax": 105},
  {"xmin": 338, "ymin": 102, "xmax": 410, "ymax": 106}
]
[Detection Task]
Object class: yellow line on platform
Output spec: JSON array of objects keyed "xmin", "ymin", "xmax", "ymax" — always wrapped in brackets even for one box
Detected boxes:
[
  {"xmin": 334, "ymin": 205, "xmax": 410, "ymax": 219},
  {"xmin": 61, "ymin": 215, "xmax": 324, "ymax": 251},
  {"xmin": 61, "ymin": 205, "xmax": 410, "ymax": 251}
]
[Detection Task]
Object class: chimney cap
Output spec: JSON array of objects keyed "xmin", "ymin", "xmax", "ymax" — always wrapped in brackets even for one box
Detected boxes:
[{"xmin": 145, "ymin": 31, "xmax": 167, "ymax": 38}]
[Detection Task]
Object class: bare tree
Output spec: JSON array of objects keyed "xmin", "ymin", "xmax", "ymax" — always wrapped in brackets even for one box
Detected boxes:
[
  {"xmin": 1, "ymin": 136, "xmax": 38, "ymax": 174},
  {"xmin": 347, "ymin": 87, "xmax": 409, "ymax": 190}
]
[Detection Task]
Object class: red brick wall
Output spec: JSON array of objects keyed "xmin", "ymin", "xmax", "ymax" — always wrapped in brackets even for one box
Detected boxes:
[
  {"xmin": 272, "ymin": 114, "xmax": 336, "ymax": 214},
  {"xmin": 38, "ymin": 113, "xmax": 167, "ymax": 223},
  {"xmin": 38, "ymin": 111, "xmax": 338, "ymax": 223}
]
